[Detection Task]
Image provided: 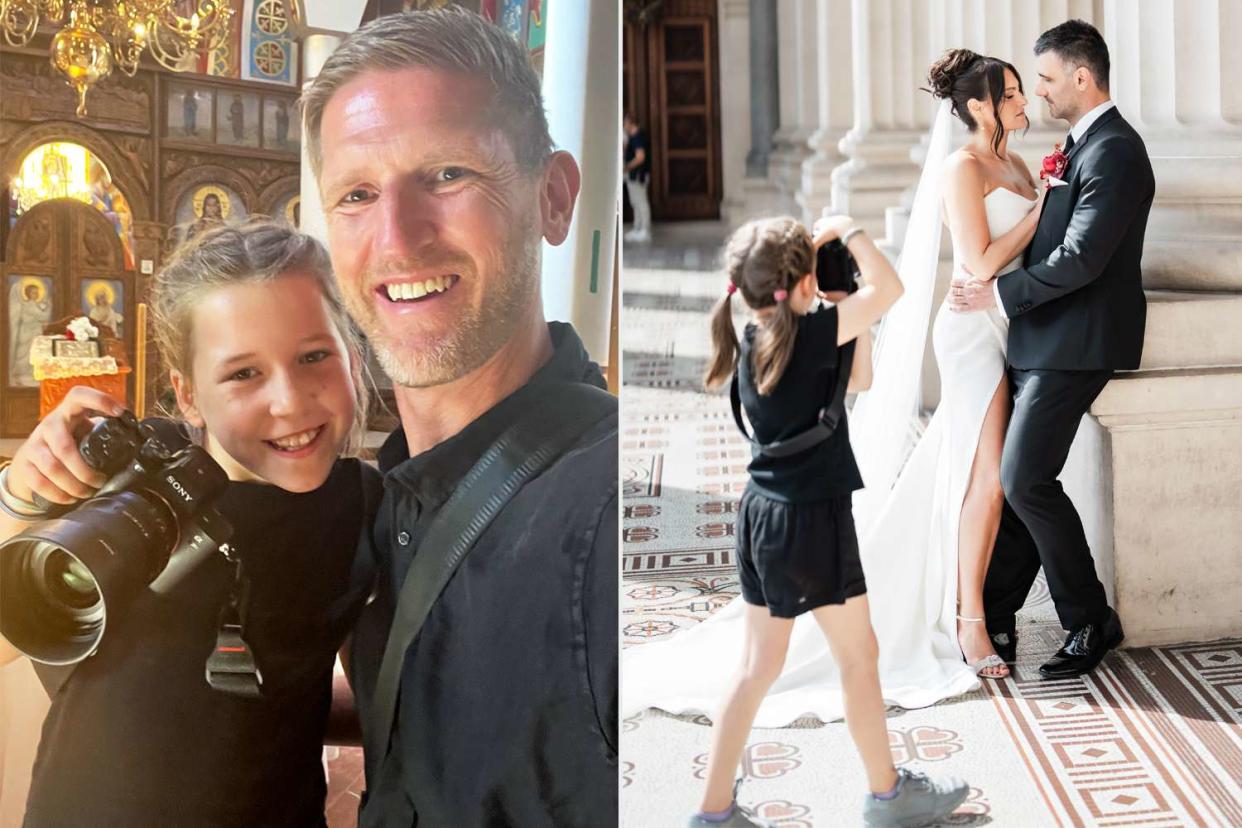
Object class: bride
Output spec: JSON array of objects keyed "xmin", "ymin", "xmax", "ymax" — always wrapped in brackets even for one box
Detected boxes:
[{"xmin": 624, "ymin": 49, "xmax": 1048, "ymax": 726}]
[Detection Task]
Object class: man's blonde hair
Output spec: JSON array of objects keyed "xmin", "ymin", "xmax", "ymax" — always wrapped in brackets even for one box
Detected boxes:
[{"xmin": 300, "ymin": 7, "xmax": 554, "ymax": 181}]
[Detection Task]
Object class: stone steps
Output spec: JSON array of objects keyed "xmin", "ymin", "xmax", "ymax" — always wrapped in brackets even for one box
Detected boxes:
[{"xmin": 1141, "ymin": 290, "xmax": 1242, "ymax": 369}]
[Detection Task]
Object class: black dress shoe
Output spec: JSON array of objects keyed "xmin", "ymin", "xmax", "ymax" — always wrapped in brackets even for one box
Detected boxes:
[
  {"xmin": 989, "ymin": 629, "xmax": 1018, "ymax": 664},
  {"xmin": 1039, "ymin": 609, "xmax": 1124, "ymax": 679}
]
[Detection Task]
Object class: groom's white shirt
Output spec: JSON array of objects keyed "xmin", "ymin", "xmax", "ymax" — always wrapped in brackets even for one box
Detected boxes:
[{"xmin": 994, "ymin": 99, "xmax": 1117, "ymax": 319}]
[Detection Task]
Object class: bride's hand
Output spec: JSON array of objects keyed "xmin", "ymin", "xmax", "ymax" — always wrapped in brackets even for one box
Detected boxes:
[
  {"xmin": 1033, "ymin": 179, "xmax": 1051, "ymax": 213},
  {"xmin": 812, "ymin": 213, "xmax": 856, "ymax": 247}
]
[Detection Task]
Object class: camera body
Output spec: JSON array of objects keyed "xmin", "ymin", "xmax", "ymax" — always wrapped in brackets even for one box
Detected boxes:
[
  {"xmin": 77, "ymin": 412, "xmax": 233, "ymax": 570},
  {"xmin": 0, "ymin": 412, "xmax": 232, "ymax": 665},
  {"xmin": 815, "ymin": 239, "xmax": 860, "ymax": 295}
]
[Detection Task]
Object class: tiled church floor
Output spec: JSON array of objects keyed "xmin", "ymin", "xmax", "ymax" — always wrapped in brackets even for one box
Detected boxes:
[{"xmin": 619, "ymin": 232, "xmax": 1242, "ymax": 827}]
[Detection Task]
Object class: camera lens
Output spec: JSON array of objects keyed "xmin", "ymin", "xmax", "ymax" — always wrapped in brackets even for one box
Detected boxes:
[
  {"xmin": 0, "ymin": 491, "xmax": 174, "ymax": 665},
  {"xmin": 44, "ymin": 550, "xmax": 101, "ymax": 609},
  {"xmin": 1, "ymin": 539, "xmax": 107, "ymax": 665},
  {"xmin": 0, "ymin": 444, "xmax": 229, "ymax": 666}
]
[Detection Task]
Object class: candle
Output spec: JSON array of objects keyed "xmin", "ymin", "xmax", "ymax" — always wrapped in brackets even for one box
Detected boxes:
[{"xmin": 135, "ymin": 302, "xmax": 148, "ymax": 418}]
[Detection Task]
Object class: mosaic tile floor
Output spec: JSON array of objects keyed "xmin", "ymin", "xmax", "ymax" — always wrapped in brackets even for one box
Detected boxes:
[{"xmin": 620, "ymin": 231, "xmax": 1242, "ymax": 827}]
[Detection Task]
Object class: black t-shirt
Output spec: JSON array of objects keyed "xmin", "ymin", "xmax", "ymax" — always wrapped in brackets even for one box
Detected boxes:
[
  {"xmin": 738, "ymin": 305, "xmax": 865, "ymax": 503},
  {"xmin": 349, "ymin": 322, "xmax": 617, "ymax": 828},
  {"xmin": 23, "ymin": 422, "xmax": 381, "ymax": 828},
  {"xmin": 624, "ymin": 129, "xmax": 650, "ymax": 184}
]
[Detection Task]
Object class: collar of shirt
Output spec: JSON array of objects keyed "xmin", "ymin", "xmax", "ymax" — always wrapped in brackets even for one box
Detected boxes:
[
  {"xmin": 376, "ymin": 321, "xmax": 607, "ymax": 511},
  {"xmin": 1069, "ymin": 99, "xmax": 1116, "ymax": 145}
]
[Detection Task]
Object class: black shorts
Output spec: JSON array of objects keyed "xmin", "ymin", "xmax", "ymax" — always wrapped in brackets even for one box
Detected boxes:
[{"xmin": 735, "ymin": 488, "xmax": 867, "ymax": 618}]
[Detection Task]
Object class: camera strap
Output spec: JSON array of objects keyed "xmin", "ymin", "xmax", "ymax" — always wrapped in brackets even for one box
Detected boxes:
[
  {"xmin": 369, "ymin": 383, "xmax": 616, "ymax": 767},
  {"xmin": 206, "ymin": 547, "xmax": 263, "ymax": 698},
  {"xmin": 730, "ymin": 338, "xmax": 856, "ymax": 458}
]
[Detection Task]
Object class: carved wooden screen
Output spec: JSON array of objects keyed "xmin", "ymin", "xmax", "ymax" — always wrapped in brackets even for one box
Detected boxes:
[{"xmin": 2, "ymin": 200, "xmax": 132, "ymax": 436}]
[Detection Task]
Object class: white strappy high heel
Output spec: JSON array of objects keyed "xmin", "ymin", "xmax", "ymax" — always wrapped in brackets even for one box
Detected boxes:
[{"xmin": 956, "ymin": 614, "xmax": 1010, "ymax": 678}]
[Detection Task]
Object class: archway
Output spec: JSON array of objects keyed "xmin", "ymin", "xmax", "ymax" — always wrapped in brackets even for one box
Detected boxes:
[{"xmin": 9, "ymin": 142, "xmax": 137, "ymax": 270}]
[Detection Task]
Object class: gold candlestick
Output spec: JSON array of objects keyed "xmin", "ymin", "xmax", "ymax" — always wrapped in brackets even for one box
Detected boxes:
[{"xmin": 135, "ymin": 302, "xmax": 148, "ymax": 418}]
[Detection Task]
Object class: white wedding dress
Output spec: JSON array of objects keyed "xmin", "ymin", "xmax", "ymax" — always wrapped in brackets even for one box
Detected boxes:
[{"xmin": 622, "ymin": 183, "xmax": 1036, "ymax": 727}]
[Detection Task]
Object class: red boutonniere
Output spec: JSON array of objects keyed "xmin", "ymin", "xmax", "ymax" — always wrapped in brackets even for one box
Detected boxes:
[{"xmin": 1041, "ymin": 142, "xmax": 1069, "ymax": 181}]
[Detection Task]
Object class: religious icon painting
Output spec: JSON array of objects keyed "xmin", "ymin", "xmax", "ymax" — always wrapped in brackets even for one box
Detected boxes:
[
  {"xmin": 262, "ymin": 96, "xmax": 299, "ymax": 153},
  {"xmin": 80, "ymin": 278, "xmax": 125, "ymax": 339},
  {"xmin": 172, "ymin": 183, "xmax": 248, "ymax": 248},
  {"xmin": 272, "ymin": 192, "xmax": 300, "ymax": 228},
  {"xmin": 216, "ymin": 91, "xmax": 261, "ymax": 148},
  {"xmin": 167, "ymin": 85, "xmax": 215, "ymax": 142},
  {"xmin": 7, "ymin": 275, "xmax": 53, "ymax": 388}
]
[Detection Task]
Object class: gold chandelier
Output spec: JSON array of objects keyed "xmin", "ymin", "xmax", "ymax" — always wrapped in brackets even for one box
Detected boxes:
[{"xmin": 0, "ymin": 0, "xmax": 234, "ymax": 116}]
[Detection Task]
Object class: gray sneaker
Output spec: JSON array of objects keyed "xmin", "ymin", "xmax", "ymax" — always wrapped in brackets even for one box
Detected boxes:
[
  {"xmin": 862, "ymin": 768, "xmax": 970, "ymax": 827},
  {"xmin": 687, "ymin": 779, "xmax": 776, "ymax": 827}
]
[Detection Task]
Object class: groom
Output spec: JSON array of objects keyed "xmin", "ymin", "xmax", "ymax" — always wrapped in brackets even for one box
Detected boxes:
[{"xmin": 950, "ymin": 19, "xmax": 1154, "ymax": 679}]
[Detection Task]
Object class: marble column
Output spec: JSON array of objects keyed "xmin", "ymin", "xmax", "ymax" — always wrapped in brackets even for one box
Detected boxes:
[
  {"xmin": 540, "ymin": 0, "xmax": 619, "ymax": 362},
  {"xmin": 744, "ymin": 0, "xmax": 780, "ymax": 177},
  {"xmin": 719, "ymin": 0, "xmax": 780, "ymax": 223},
  {"xmin": 768, "ymin": 0, "xmax": 818, "ymax": 213},
  {"xmin": 718, "ymin": 0, "xmax": 753, "ymax": 222},
  {"xmin": 797, "ymin": 0, "xmax": 853, "ymax": 225},
  {"xmin": 830, "ymin": 0, "xmax": 934, "ymax": 240},
  {"xmin": 1105, "ymin": 0, "xmax": 1242, "ymax": 291}
]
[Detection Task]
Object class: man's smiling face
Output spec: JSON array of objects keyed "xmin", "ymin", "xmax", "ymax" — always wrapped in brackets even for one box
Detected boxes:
[{"xmin": 318, "ymin": 67, "xmax": 545, "ymax": 388}]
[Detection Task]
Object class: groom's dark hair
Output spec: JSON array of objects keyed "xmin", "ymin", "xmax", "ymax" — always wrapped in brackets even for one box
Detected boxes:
[{"xmin": 1035, "ymin": 19, "xmax": 1110, "ymax": 92}]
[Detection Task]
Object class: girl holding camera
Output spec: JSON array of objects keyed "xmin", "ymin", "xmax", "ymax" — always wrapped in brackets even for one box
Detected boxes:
[
  {"xmin": 0, "ymin": 221, "xmax": 378, "ymax": 827},
  {"xmin": 690, "ymin": 215, "xmax": 968, "ymax": 827}
]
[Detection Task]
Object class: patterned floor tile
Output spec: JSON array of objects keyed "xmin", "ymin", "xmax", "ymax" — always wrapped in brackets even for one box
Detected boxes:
[{"xmin": 620, "ymin": 243, "xmax": 1242, "ymax": 827}]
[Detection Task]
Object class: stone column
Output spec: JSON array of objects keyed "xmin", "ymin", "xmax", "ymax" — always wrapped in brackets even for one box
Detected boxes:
[
  {"xmin": 744, "ymin": 0, "xmax": 780, "ymax": 177},
  {"xmin": 830, "ymin": 0, "xmax": 932, "ymax": 240},
  {"xmin": 1105, "ymin": 0, "xmax": 1242, "ymax": 291},
  {"xmin": 1058, "ymin": 1, "xmax": 1242, "ymax": 647},
  {"xmin": 718, "ymin": 0, "xmax": 753, "ymax": 222},
  {"xmin": 797, "ymin": 0, "xmax": 853, "ymax": 224},
  {"xmin": 768, "ymin": 0, "xmax": 818, "ymax": 213},
  {"xmin": 540, "ymin": 0, "xmax": 619, "ymax": 362}
]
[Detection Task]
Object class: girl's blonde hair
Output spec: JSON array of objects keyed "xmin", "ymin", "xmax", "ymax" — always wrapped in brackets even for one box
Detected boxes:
[
  {"xmin": 704, "ymin": 216, "xmax": 814, "ymax": 396},
  {"xmin": 150, "ymin": 218, "xmax": 370, "ymax": 455}
]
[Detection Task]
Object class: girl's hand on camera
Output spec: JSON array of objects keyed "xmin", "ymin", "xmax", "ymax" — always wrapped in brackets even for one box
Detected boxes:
[
  {"xmin": 812, "ymin": 214, "xmax": 857, "ymax": 248},
  {"xmin": 7, "ymin": 387, "xmax": 125, "ymax": 506}
]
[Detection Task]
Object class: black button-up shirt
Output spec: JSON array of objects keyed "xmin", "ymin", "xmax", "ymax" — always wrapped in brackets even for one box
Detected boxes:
[{"xmin": 350, "ymin": 323, "xmax": 618, "ymax": 827}]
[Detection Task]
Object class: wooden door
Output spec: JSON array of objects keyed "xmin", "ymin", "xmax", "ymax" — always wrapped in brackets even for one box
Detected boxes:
[
  {"xmin": 2, "ymin": 200, "xmax": 132, "ymax": 437},
  {"xmin": 625, "ymin": 3, "xmax": 721, "ymax": 221}
]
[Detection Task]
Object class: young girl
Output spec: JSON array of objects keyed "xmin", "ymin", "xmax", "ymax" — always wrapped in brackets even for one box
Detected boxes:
[
  {"xmin": 0, "ymin": 220, "xmax": 380, "ymax": 827},
  {"xmin": 692, "ymin": 215, "xmax": 969, "ymax": 827}
]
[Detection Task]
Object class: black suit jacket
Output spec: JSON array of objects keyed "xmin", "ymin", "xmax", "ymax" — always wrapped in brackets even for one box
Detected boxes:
[{"xmin": 998, "ymin": 107, "xmax": 1155, "ymax": 370}]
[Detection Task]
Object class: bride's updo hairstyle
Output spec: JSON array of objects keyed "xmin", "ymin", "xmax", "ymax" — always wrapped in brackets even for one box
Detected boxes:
[
  {"xmin": 925, "ymin": 48, "xmax": 1024, "ymax": 156},
  {"xmin": 704, "ymin": 216, "xmax": 813, "ymax": 396}
]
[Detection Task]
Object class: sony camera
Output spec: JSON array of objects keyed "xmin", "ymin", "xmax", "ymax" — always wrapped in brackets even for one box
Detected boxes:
[
  {"xmin": 0, "ymin": 411, "xmax": 232, "ymax": 665},
  {"xmin": 815, "ymin": 238, "xmax": 860, "ymax": 295}
]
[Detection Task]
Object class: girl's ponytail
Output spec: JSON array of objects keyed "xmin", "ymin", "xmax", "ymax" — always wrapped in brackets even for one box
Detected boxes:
[
  {"xmin": 704, "ymin": 288, "xmax": 740, "ymax": 390},
  {"xmin": 752, "ymin": 298, "xmax": 798, "ymax": 395},
  {"xmin": 750, "ymin": 219, "xmax": 811, "ymax": 395},
  {"xmin": 704, "ymin": 217, "xmax": 811, "ymax": 394}
]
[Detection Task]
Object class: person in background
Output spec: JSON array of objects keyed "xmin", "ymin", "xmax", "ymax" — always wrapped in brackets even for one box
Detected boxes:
[{"xmin": 624, "ymin": 112, "xmax": 653, "ymax": 243}]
